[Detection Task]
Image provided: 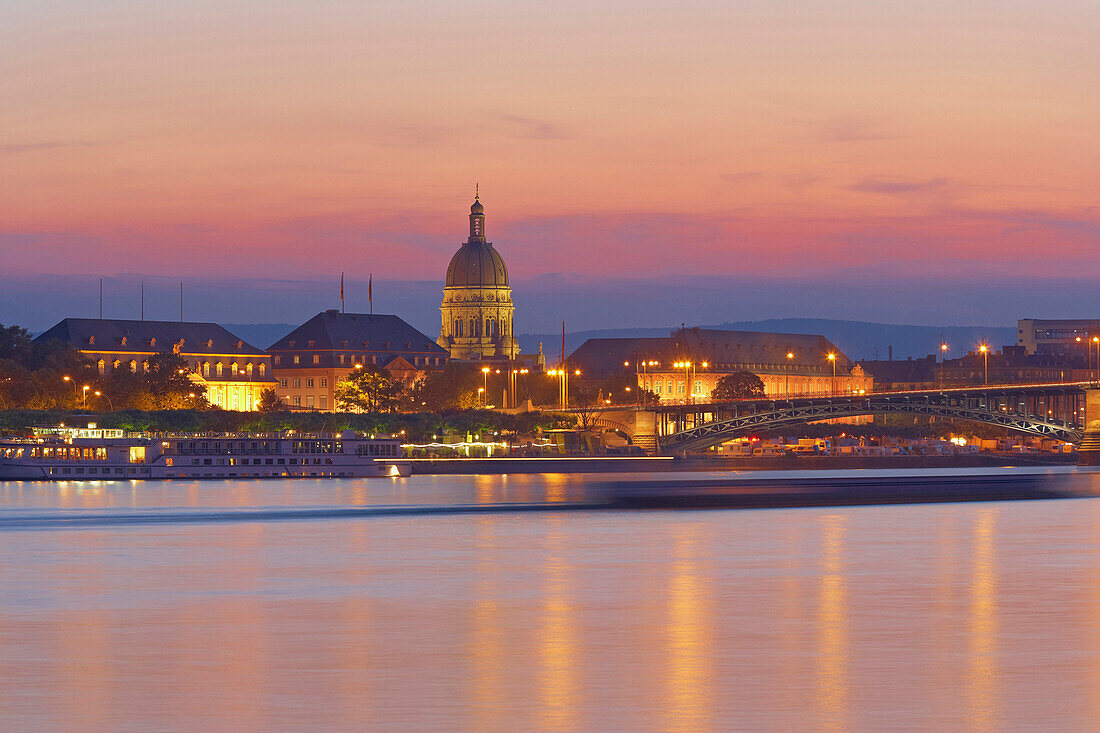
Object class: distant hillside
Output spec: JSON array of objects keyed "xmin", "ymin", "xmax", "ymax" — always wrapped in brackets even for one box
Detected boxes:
[{"xmin": 519, "ymin": 319, "xmax": 1017, "ymax": 362}]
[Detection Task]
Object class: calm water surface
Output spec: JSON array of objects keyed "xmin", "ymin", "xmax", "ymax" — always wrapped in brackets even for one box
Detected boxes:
[{"xmin": 2, "ymin": 472, "xmax": 1100, "ymax": 731}]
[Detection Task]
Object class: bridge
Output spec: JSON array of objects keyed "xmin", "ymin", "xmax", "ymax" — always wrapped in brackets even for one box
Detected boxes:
[{"xmin": 588, "ymin": 382, "xmax": 1100, "ymax": 454}]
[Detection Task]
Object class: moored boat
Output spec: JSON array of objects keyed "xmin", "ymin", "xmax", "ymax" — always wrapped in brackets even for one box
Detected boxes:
[{"xmin": 0, "ymin": 427, "xmax": 410, "ymax": 480}]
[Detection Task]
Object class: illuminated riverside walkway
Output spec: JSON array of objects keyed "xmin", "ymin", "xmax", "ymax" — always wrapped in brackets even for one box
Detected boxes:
[{"xmin": 592, "ymin": 382, "xmax": 1098, "ymax": 454}]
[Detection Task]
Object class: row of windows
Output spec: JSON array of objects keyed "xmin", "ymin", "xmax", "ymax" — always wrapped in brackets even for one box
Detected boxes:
[
  {"xmin": 281, "ymin": 378, "xmax": 328, "ymax": 389},
  {"xmin": 290, "ymin": 395, "xmax": 328, "ymax": 409},
  {"xmin": 199, "ymin": 362, "xmax": 265, "ymax": 378},
  {"xmin": 94, "ymin": 360, "xmax": 266, "ymax": 377},
  {"xmin": 275, "ymin": 354, "xmax": 443, "ymax": 367},
  {"xmin": 452, "ymin": 317, "xmax": 510, "ymax": 339}
]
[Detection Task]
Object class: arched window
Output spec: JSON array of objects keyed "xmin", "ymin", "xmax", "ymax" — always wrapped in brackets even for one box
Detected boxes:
[
  {"xmin": 202, "ymin": 362, "xmax": 210, "ymax": 377},
  {"xmin": 487, "ymin": 318, "xmax": 495, "ymax": 337},
  {"xmin": 231, "ymin": 363, "xmax": 239, "ymax": 376},
  {"xmin": 113, "ymin": 359, "xmax": 121, "ymax": 371},
  {"xmin": 246, "ymin": 363, "xmax": 253, "ymax": 376},
  {"xmin": 129, "ymin": 360, "xmax": 138, "ymax": 373},
  {"xmin": 455, "ymin": 319, "xmax": 463, "ymax": 337},
  {"xmin": 312, "ymin": 354, "xmax": 320, "ymax": 365},
  {"xmin": 97, "ymin": 360, "xmax": 105, "ymax": 375},
  {"xmin": 143, "ymin": 360, "xmax": 150, "ymax": 372},
  {"xmin": 258, "ymin": 363, "xmax": 265, "ymax": 376},
  {"xmin": 216, "ymin": 363, "xmax": 224, "ymax": 377}
]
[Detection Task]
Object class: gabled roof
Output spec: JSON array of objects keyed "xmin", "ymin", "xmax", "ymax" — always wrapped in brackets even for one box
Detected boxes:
[
  {"xmin": 269, "ymin": 311, "xmax": 447, "ymax": 355},
  {"xmin": 34, "ymin": 318, "xmax": 268, "ymax": 356}
]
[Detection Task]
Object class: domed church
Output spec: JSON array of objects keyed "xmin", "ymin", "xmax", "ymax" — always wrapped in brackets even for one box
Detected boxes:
[{"xmin": 437, "ymin": 192, "xmax": 520, "ymax": 361}]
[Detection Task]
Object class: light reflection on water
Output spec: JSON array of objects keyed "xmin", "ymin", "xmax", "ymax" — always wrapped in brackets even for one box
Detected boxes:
[{"xmin": 2, "ymin": 474, "xmax": 1100, "ymax": 730}]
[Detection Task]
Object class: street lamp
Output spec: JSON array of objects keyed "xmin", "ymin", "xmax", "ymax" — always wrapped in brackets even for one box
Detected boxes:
[
  {"xmin": 82, "ymin": 385, "xmax": 90, "ymax": 410},
  {"xmin": 939, "ymin": 342, "xmax": 948, "ymax": 388},
  {"xmin": 979, "ymin": 344, "xmax": 988, "ymax": 385},
  {"xmin": 93, "ymin": 390, "xmax": 114, "ymax": 411},
  {"xmin": 1092, "ymin": 337, "xmax": 1099, "ymax": 381},
  {"xmin": 827, "ymin": 353, "xmax": 836, "ymax": 395},
  {"xmin": 786, "ymin": 352, "xmax": 794, "ymax": 396},
  {"xmin": 481, "ymin": 366, "xmax": 490, "ymax": 401}
]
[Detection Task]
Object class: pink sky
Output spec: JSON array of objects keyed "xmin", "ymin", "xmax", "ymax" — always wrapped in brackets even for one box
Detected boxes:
[{"xmin": 2, "ymin": 0, "xmax": 1098, "ymax": 288}]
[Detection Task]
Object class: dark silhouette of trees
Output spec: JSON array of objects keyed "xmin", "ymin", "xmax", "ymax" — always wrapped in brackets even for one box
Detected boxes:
[{"xmin": 712, "ymin": 371, "xmax": 766, "ymax": 401}]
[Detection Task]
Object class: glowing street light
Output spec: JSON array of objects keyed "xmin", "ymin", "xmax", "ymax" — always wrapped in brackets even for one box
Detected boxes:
[
  {"xmin": 827, "ymin": 353, "xmax": 837, "ymax": 395},
  {"xmin": 93, "ymin": 390, "xmax": 114, "ymax": 411},
  {"xmin": 979, "ymin": 344, "xmax": 989, "ymax": 385},
  {"xmin": 81, "ymin": 385, "xmax": 90, "ymax": 410},
  {"xmin": 786, "ymin": 351, "xmax": 794, "ymax": 396}
]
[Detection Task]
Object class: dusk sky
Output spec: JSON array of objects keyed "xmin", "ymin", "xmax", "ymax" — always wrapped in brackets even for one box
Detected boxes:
[{"xmin": 2, "ymin": 0, "xmax": 1098, "ymax": 333}]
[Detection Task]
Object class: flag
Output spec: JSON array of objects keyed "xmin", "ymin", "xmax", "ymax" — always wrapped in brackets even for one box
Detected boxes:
[{"xmin": 368, "ymin": 273, "xmax": 373, "ymax": 314}]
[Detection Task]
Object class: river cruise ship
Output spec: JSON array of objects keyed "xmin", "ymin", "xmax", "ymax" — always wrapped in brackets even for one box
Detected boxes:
[{"xmin": 0, "ymin": 426, "xmax": 410, "ymax": 480}]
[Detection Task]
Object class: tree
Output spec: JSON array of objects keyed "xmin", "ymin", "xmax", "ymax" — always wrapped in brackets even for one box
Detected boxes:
[
  {"xmin": 406, "ymin": 363, "xmax": 481, "ymax": 411},
  {"xmin": 257, "ymin": 388, "xmax": 286, "ymax": 413},
  {"xmin": 712, "ymin": 371, "xmax": 765, "ymax": 401},
  {"xmin": 335, "ymin": 365, "xmax": 404, "ymax": 413},
  {"xmin": 106, "ymin": 353, "xmax": 206, "ymax": 410}
]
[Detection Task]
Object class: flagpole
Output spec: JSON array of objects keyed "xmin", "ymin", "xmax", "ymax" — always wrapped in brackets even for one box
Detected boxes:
[{"xmin": 369, "ymin": 274, "xmax": 373, "ymax": 315}]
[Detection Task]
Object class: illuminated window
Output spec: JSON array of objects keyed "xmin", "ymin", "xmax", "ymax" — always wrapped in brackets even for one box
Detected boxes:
[
  {"xmin": 306, "ymin": 395, "xmax": 314, "ymax": 408},
  {"xmin": 231, "ymin": 363, "xmax": 239, "ymax": 376},
  {"xmin": 246, "ymin": 363, "xmax": 253, "ymax": 376},
  {"xmin": 293, "ymin": 396, "xmax": 301, "ymax": 406},
  {"xmin": 129, "ymin": 360, "xmax": 138, "ymax": 373},
  {"xmin": 97, "ymin": 360, "xmax": 105, "ymax": 375},
  {"xmin": 202, "ymin": 362, "xmax": 210, "ymax": 377},
  {"xmin": 216, "ymin": 363, "xmax": 224, "ymax": 377},
  {"xmin": 274, "ymin": 355, "xmax": 281, "ymax": 365},
  {"xmin": 338, "ymin": 354, "xmax": 345, "ymax": 365},
  {"xmin": 306, "ymin": 378, "xmax": 314, "ymax": 388},
  {"xmin": 258, "ymin": 364, "xmax": 265, "ymax": 376},
  {"xmin": 293, "ymin": 378, "xmax": 301, "ymax": 388},
  {"xmin": 143, "ymin": 361, "xmax": 150, "ymax": 372},
  {"xmin": 313, "ymin": 354, "xmax": 320, "ymax": 365},
  {"xmin": 280, "ymin": 379, "xmax": 288, "ymax": 388},
  {"xmin": 293, "ymin": 355, "xmax": 300, "ymax": 364},
  {"xmin": 113, "ymin": 359, "xmax": 121, "ymax": 370}
]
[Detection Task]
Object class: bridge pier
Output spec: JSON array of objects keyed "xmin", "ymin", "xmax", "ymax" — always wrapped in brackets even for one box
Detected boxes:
[{"xmin": 1078, "ymin": 388, "xmax": 1100, "ymax": 465}]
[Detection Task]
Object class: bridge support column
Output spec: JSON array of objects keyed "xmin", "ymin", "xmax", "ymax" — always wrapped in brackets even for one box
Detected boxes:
[{"xmin": 1078, "ymin": 388, "xmax": 1100, "ymax": 465}]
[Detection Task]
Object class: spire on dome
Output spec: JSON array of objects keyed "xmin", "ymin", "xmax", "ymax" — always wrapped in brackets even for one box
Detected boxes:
[{"xmin": 469, "ymin": 187, "xmax": 485, "ymax": 240}]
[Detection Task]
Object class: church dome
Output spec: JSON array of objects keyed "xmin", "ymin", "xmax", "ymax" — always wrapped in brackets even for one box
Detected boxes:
[
  {"xmin": 446, "ymin": 241, "xmax": 508, "ymax": 287},
  {"xmin": 470, "ymin": 199, "xmax": 484, "ymax": 214}
]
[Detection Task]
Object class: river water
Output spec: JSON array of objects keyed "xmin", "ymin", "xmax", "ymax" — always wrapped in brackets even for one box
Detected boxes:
[{"xmin": 2, "ymin": 471, "xmax": 1100, "ymax": 731}]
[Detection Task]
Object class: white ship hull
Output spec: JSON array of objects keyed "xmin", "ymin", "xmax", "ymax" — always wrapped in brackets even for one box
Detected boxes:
[{"xmin": 0, "ymin": 433, "xmax": 411, "ymax": 481}]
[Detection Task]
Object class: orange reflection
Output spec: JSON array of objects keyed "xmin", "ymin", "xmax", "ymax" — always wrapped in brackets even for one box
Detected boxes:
[
  {"xmin": 475, "ymin": 475, "xmax": 497, "ymax": 504},
  {"xmin": 967, "ymin": 508, "xmax": 999, "ymax": 732},
  {"xmin": 537, "ymin": 521, "xmax": 577, "ymax": 730},
  {"xmin": 664, "ymin": 523, "xmax": 712, "ymax": 732},
  {"xmin": 470, "ymin": 516, "xmax": 504, "ymax": 725},
  {"xmin": 815, "ymin": 514, "xmax": 848, "ymax": 732}
]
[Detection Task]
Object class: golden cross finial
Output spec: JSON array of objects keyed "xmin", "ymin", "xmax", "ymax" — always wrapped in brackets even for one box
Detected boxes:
[{"xmin": 475, "ymin": 182, "xmax": 479, "ymax": 200}]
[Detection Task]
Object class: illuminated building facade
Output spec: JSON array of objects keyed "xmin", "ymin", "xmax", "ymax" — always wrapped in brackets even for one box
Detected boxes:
[
  {"xmin": 437, "ymin": 194, "xmax": 520, "ymax": 361},
  {"xmin": 34, "ymin": 318, "xmax": 276, "ymax": 410},
  {"xmin": 269, "ymin": 310, "xmax": 448, "ymax": 411},
  {"xmin": 1018, "ymin": 318, "xmax": 1100, "ymax": 356},
  {"xmin": 568, "ymin": 327, "xmax": 873, "ymax": 402}
]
